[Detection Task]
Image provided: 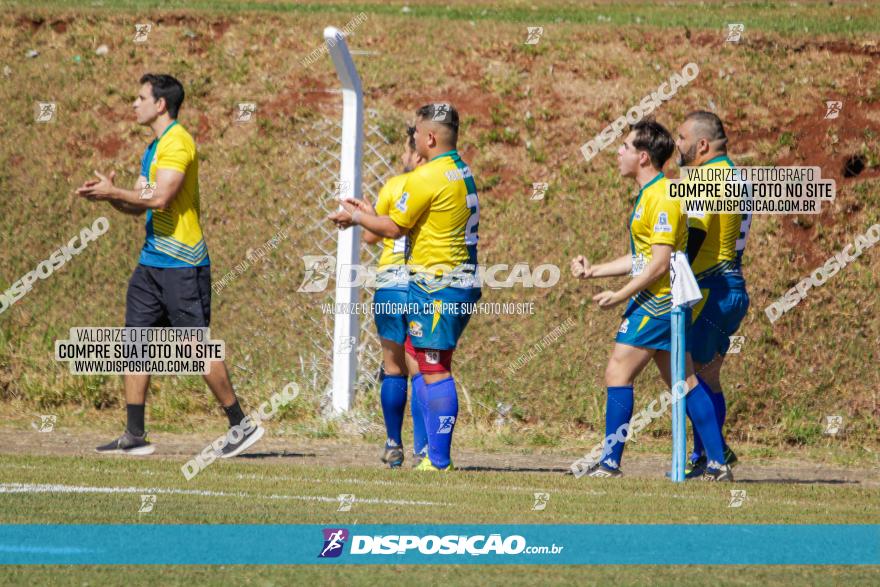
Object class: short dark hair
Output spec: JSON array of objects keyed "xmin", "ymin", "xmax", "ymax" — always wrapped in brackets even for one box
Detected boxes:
[
  {"xmin": 630, "ymin": 120, "xmax": 675, "ymax": 169},
  {"xmin": 139, "ymin": 73, "xmax": 185, "ymax": 119},
  {"xmin": 684, "ymin": 110, "xmax": 728, "ymax": 152},
  {"xmin": 405, "ymin": 125, "xmax": 416, "ymax": 151},
  {"xmin": 415, "ymin": 103, "xmax": 459, "ymax": 146}
]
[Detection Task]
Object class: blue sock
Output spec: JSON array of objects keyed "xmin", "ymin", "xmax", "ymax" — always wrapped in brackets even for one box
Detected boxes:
[
  {"xmin": 691, "ymin": 419, "xmax": 704, "ymax": 461},
  {"xmin": 424, "ymin": 376, "xmax": 458, "ymax": 469},
  {"xmin": 602, "ymin": 386, "xmax": 634, "ymax": 469},
  {"xmin": 414, "ymin": 373, "xmax": 431, "ymax": 441},
  {"xmin": 690, "ymin": 386, "xmax": 728, "ymax": 458},
  {"xmin": 685, "ymin": 376, "xmax": 726, "ymax": 467},
  {"xmin": 710, "ymin": 388, "xmax": 728, "ymax": 449},
  {"xmin": 410, "ymin": 374, "xmax": 428, "ymax": 456},
  {"xmin": 379, "ymin": 374, "xmax": 407, "ymax": 446}
]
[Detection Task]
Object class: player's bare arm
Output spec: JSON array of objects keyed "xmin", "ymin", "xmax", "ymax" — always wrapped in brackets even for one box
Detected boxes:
[
  {"xmin": 329, "ymin": 198, "xmax": 406, "ymax": 239},
  {"xmin": 355, "ymin": 194, "xmax": 384, "ymax": 244},
  {"xmin": 572, "ymin": 254, "xmax": 632, "ymax": 279},
  {"xmin": 104, "ymin": 175, "xmax": 148, "ymax": 216},
  {"xmin": 593, "ymin": 244, "xmax": 672, "ymax": 308},
  {"xmin": 77, "ymin": 167, "xmax": 184, "ymax": 210},
  {"xmin": 76, "ymin": 171, "xmax": 144, "ymax": 215}
]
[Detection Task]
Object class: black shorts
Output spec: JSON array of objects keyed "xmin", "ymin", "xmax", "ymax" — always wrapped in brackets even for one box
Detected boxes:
[{"xmin": 125, "ymin": 264, "xmax": 212, "ymax": 327}]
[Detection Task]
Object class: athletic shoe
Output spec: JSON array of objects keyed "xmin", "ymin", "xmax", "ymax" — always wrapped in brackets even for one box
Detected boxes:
[
  {"xmin": 700, "ymin": 463, "xmax": 734, "ymax": 482},
  {"xmin": 724, "ymin": 446, "xmax": 739, "ymax": 468},
  {"xmin": 683, "ymin": 447, "xmax": 737, "ymax": 479},
  {"xmin": 95, "ymin": 430, "xmax": 155, "ymax": 456},
  {"xmin": 219, "ymin": 424, "xmax": 265, "ymax": 458},
  {"xmin": 582, "ymin": 462, "xmax": 623, "ymax": 478},
  {"xmin": 381, "ymin": 440, "xmax": 405, "ymax": 468},
  {"xmin": 685, "ymin": 455, "xmax": 707, "ymax": 479},
  {"xmin": 414, "ymin": 456, "xmax": 454, "ymax": 471}
]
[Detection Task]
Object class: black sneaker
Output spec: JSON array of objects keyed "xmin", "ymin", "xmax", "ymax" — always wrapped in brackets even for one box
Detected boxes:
[
  {"xmin": 95, "ymin": 430, "xmax": 155, "ymax": 456},
  {"xmin": 700, "ymin": 463, "xmax": 734, "ymax": 482},
  {"xmin": 685, "ymin": 455, "xmax": 708, "ymax": 479},
  {"xmin": 219, "ymin": 424, "xmax": 265, "ymax": 458},
  {"xmin": 381, "ymin": 440, "xmax": 405, "ymax": 468},
  {"xmin": 682, "ymin": 447, "xmax": 737, "ymax": 479},
  {"xmin": 724, "ymin": 446, "xmax": 739, "ymax": 468},
  {"xmin": 583, "ymin": 462, "xmax": 623, "ymax": 478}
]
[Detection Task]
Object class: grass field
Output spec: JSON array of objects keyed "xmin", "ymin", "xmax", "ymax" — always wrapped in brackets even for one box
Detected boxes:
[
  {"xmin": 1, "ymin": 0, "xmax": 879, "ymax": 581},
  {"xmin": 1, "ymin": 448, "xmax": 878, "ymax": 584}
]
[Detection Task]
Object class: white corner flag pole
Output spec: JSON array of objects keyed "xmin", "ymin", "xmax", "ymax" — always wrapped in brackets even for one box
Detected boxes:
[{"xmin": 325, "ymin": 26, "xmax": 364, "ymax": 413}]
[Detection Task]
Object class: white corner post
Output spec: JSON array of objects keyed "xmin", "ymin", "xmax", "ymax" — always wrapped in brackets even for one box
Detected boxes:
[{"xmin": 325, "ymin": 26, "xmax": 364, "ymax": 413}]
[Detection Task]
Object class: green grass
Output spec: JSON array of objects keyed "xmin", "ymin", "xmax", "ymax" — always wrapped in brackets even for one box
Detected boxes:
[
  {"xmin": 3, "ymin": 453, "xmax": 878, "ymax": 524},
  {"xmin": 7, "ymin": 0, "xmax": 880, "ymax": 36},
  {"xmin": 2, "ymin": 565, "xmax": 878, "ymax": 587},
  {"xmin": 1, "ymin": 454, "xmax": 878, "ymax": 584}
]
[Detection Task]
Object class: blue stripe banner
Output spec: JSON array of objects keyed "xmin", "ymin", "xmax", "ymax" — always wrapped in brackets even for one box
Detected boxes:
[{"xmin": 0, "ymin": 525, "xmax": 877, "ymax": 565}]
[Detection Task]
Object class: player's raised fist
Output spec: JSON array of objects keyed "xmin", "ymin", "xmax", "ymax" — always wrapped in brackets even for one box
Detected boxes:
[{"xmin": 571, "ymin": 255, "xmax": 592, "ymax": 278}]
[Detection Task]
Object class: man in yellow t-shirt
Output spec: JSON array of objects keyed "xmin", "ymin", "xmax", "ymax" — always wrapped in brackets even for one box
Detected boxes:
[{"xmin": 76, "ymin": 73, "xmax": 261, "ymax": 459}]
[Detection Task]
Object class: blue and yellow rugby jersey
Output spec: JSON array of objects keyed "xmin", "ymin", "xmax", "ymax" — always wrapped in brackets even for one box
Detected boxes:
[
  {"xmin": 373, "ymin": 173, "xmax": 409, "ymax": 289},
  {"xmin": 629, "ymin": 173, "xmax": 687, "ymax": 316},
  {"xmin": 138, "ymin": 121, "xmax": 209, "ymax": 268},
  {"xmin": 686, "ymin": 155, "xmax": 751, "ymax": 280},
  {"xmin": 388, "ymin": 150, "xmax": 479, "ymax": 294}
]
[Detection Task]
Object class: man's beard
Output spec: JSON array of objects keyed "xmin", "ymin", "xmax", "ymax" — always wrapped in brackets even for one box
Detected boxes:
[{"xmin": 678, "ymin": 144, "xmax": 697, "ymax": 167}]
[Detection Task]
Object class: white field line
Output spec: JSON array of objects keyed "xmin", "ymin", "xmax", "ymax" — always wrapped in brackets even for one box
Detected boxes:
[
  {"xmin": 1, "ymin": 462, "xmax": 594, "ymax": 496},
  {"xmin": 0, "ymin": 483, "xmax": 446, "ymax": 507},
  {"xmin": 234, "ymin": 473, "xmax": 611, "ymax": 497}
]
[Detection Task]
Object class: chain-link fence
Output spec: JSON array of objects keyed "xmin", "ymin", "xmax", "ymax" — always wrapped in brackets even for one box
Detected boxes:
[{"xmin": 292, "ymin": 112, "xmax": 396, "ymax": 410}]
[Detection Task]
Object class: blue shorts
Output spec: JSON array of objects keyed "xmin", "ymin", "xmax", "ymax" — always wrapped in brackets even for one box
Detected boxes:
[
  {"xmin": 405, "ymin": 284, "xmax": 481, "ymax": 350},
  {"xmin": 688, "ymin": 276, "xmax": 749, "ymax": 364},
  {"xmin": 373, "ymin": 287, "xmax": 408, "ymax": 345},
  {"xmin": 615, "ymin": 301, "xmax": 689, "ymax": 352}
]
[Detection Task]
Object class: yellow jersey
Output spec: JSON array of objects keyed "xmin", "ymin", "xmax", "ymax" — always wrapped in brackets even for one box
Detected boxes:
[
  {"xmin": 373, "ymin": 173, "xmax": 409, "ymax": 289},
  {"xmin": 686, "ymin": 155, "xmax": 751, "ymax": 279},
  {"xmin": 139, "ymin": 121, "xmax": 208, "ymax": 267},
  {"xmin": 629, "ymin": 173, "xmax": 687, "ymax": 316},
  {"xmin": 389, "ymin": 150, "xmax": 479, "ymax": 293}
]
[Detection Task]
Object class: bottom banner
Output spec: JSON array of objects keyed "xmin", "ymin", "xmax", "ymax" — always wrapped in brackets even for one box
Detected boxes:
[{"xmin": 0, "ymin": 525, "xmax": 877, "ymax": 565}]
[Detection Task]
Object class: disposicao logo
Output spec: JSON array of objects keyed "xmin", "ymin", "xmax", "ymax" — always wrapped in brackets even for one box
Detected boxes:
[{"xmin": 318, "ymin": 528, "xmax": 349, "ymax": 558}]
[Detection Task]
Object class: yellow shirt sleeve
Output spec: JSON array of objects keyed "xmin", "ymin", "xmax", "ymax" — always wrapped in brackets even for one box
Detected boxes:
[
  {"xmin": 374, "ymin": 181, "xmax": 391, "ymax": 216},
  {"xmin": 157, "ymin": 134, "xmax": 194, "ymax": 173},
  {"xmin": 389, "ymin": 174, "xmax": 432, "ymax": 229},
  {"xmin": 649, "ymin": 196, "xmax": 684, "ymax": 247}
]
